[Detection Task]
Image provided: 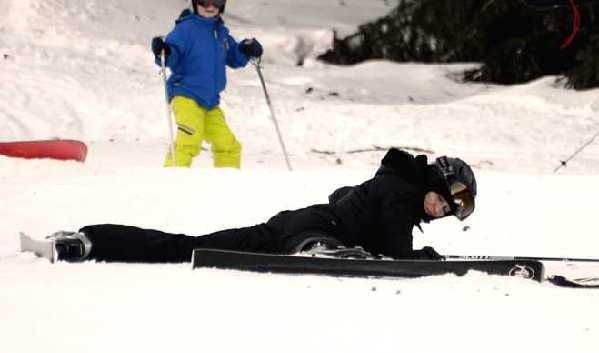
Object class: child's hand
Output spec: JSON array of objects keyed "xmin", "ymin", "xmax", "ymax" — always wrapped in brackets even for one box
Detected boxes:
[
  {"xmin": 239, "ymin": 38, "xmax": 263, "ymax": 59},
  {"xmin": 151, "ymin": 36, "xmax": 171, "ymax": 57}
]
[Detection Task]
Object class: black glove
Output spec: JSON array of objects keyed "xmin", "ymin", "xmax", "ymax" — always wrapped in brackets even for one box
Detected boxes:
[
  {"xmin": 413, "ymin": 246, "xmax": 444, "ymax": 260},
  {"xmin": 239, "ymin": 38, "xmax": 263, "ymax": 58},
  {"xmin": 151, "ymin": 36, "xmax": 171, "ymax": 57}
]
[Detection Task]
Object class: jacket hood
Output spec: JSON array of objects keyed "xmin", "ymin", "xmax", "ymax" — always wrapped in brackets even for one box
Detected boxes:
[
  {"xmin": 375, "ymin": 148, "xmax": 428, "ymax": 185},
  {"xmin": 376, "ymin": 148, "xmax": 453, "ymax": 223}
]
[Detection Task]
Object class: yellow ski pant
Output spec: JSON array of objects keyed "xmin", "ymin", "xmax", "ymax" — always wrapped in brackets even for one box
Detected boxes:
[{"xmin": 165, "ymin": 96, "xmax": 241, "ymax": 168}]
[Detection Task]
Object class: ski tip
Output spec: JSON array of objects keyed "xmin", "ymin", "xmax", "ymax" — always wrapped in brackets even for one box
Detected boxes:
[
  {"xmin": 18, "ymin": 232, "xmax": 56, "ymax": 263},
  {"xmin": 547, "ymin": 275, "xmax": 599, "ymax": 288},
  {"xmin": 18, "ymin": 232, "xmax": 30, "ymax": 251}
]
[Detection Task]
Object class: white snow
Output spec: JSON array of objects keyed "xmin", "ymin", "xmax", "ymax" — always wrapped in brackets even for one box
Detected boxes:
[{"xmin": 1, "ymin": 0, "xmax": 599, "ymax": 352}]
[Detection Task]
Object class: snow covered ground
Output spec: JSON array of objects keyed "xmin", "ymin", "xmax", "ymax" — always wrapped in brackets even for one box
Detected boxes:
[{"xmin": 1, "ymin": 0, "xmax": 599, "ymax": 352}]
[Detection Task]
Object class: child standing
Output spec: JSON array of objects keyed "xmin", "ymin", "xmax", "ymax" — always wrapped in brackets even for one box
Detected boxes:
[{"xmin": 152, "ymin": 0, "xmax": 263, "ymax": 168}]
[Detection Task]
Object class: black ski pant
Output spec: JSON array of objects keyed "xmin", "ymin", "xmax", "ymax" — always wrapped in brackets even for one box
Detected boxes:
[{"xmin": 79, "ymin": 205, "xmax": 344, "ymax": 263}]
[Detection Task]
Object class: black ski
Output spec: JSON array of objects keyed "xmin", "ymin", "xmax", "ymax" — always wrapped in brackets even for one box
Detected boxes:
[
  {"xmin": 192, "ymin": 248, "xmax": 544, "ymax": 281},
  {"xmin": 445, "ymin": 254, "xmax": 599, "ymax": 263}
]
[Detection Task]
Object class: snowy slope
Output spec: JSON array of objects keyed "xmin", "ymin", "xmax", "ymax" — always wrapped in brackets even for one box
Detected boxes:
[{"xmin": 1, "ymin": 1, "xmax": 599, "ymax": 353}]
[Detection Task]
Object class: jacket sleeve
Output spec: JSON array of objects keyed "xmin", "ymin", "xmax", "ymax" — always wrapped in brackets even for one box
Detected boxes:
[
  {"xmin": 375, "ymin": 175, "xmax": 420, "ymax": 259},
  {"xmin": 224, "ymin": 34, "xmax": 249, "ymax": 68},
  {"xmin": 155, "ymin": 25, "xmax": 187, "ymax": 69}
]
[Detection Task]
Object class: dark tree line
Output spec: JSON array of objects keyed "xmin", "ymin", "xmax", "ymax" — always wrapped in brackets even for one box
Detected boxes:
[{"xmin": 318, "ymin": 0, "xmax": 599, "ymax": 89}]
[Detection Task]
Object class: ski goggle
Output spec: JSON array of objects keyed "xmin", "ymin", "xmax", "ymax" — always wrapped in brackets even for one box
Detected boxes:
[
  {"xmin": 197, "ymin": 0, "xmax": 226, "ymax": 7},
  {"xmin": 449, "ymin": 182, "xmax": 475, "ymax": 221}
]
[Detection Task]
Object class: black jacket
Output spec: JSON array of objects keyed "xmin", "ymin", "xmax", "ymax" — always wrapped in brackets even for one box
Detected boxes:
[{"xmin": 328, "ymin": 149, "xmax": 445, "ymax": 258}]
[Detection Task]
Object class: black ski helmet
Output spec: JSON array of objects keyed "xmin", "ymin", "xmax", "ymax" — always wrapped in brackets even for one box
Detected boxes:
[
  {"xmin": 192, "ymin": 0, "xmax": 226, "ymax": 14},
  {"xmin": 434, "ymin": 156, "xmax": 477, "ymax": 220}
]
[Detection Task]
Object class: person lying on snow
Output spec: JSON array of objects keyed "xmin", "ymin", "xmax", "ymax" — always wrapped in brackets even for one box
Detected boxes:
[{"xmin": 45, "ymin": 148, "xmax": 477, "ymax": 263}]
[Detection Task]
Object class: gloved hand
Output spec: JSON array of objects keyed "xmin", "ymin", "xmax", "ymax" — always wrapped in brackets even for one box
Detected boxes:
[
  {"xmin": 239, "ymin": 38, "xmax": 263, "ymax": 58},
  {"xmin": 151, "ymin": 36, "xmax": 171, "ymax": 57},
  {"xmin": 414, "ymin": 246, "xmax": 444, "ymax": 260}
]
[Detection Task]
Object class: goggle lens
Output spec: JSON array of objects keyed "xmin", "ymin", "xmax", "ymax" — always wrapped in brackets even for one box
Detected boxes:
[
  {"xmin": 198, "ymin": 0, "xmax": 226, "ymax": 7},
  {"xmin": 450, "ymin": 182, "xmax": 475, "ymax": 221}
]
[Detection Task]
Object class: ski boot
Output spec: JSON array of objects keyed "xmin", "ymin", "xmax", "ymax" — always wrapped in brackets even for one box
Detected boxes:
[
  {"xmin": 48, "ymin": 231, "xmax": 93, "ymax": 262},
  {"xmin": 292, "ymin": 235, "xmax": 342, "ymax": 254},
  {"xmin": 304, "ymin": 245, "xmax": 376, "ymax": 259},
  {"xmin": 292, "ymin": 235, "xmax": 375, "ymax": 259}
]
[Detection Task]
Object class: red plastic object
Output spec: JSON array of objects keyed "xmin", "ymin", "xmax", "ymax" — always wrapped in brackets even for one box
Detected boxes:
[{"xmin": 0, "ymin": 139, "xmax": 88, "ymax": 162}]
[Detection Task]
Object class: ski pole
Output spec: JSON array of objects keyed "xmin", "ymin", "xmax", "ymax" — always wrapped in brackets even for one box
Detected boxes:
[
  {"xmin": 554, "ymin": 129, "xmax": 599, "ymax": 173},
  {"xmin": 160, "ymin": 50, "xmax": 177, "ymax": 166},
  {"xmin": 445, "ymin": 254, "xmax": 599, "ymax": 263},
  {"xmin": 251, "ymin": 58, "xmax": 293, "ymax": 171}
]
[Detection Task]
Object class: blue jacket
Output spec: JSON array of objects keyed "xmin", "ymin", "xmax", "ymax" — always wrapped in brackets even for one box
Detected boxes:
[{"xmin": 157, "ymin": 15, "xmax": 249, "ymax": 109}]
